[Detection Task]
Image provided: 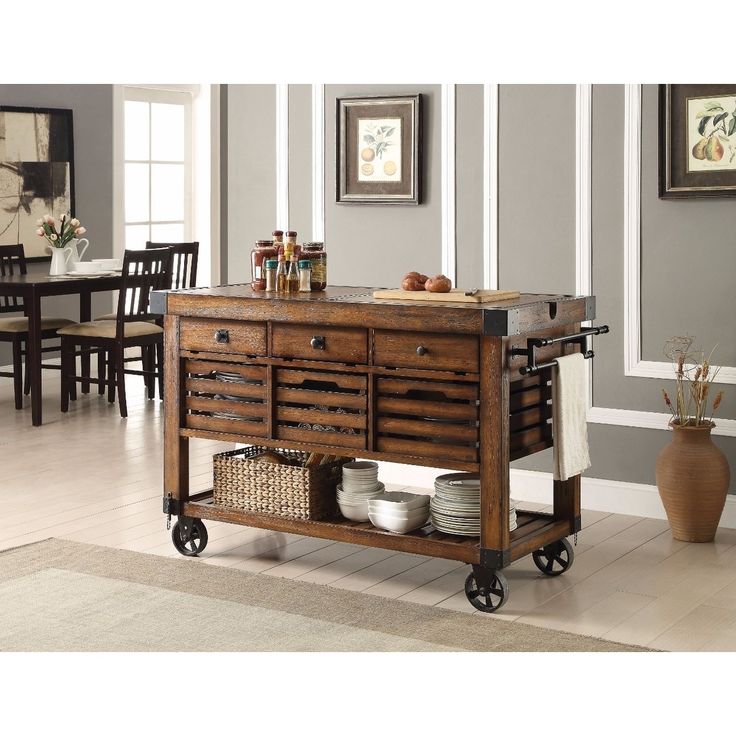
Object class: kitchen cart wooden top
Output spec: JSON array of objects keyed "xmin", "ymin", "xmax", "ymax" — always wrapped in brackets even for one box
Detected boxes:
[{"xmin": 152, "ymin": 284, "xmax": 595, "ymax": 336}]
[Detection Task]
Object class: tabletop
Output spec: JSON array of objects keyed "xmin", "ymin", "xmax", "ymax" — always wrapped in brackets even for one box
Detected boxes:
[
  {"xmin": 153, "ymin": 284, "xmax": 595, "ymax": 336},
  {"xmin": 0, "ymin": 272, "xmax": 123, "ymax": 294}
]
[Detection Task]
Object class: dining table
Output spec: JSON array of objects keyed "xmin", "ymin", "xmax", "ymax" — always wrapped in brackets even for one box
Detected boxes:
[{"xmin": 0, "ymin": 271, "xmax": 123, "ymax": 425}]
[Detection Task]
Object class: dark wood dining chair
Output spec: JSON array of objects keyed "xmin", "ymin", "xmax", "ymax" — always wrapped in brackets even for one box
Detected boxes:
[
  {"xmin": 0, "ymin": 244, "xmax": 76, "ymax": 409},
  {"xmin": 59, "ymin": 248, "xmax": 172, "ymax": 418},
  {"xmin": 94, "ymin": 242, "xmax": 199, "ymax": 398},
  {"xmin": 146, "ymin": 241, "xmax": 199, "ymax": 289}
]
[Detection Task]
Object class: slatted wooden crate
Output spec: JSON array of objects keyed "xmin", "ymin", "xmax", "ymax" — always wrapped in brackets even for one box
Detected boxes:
[
  {"xmin": 375, "ymin": 377, "xmax": 480, "ymax": 463},
  {"xmin": 183, "ymin": 359, "xmax": 268, "ymax": 436},
  {"xmin": 274, "ymin": 368, "xmax": 368, "ymax": 450},
  {"xmin": 509, "ymin": 370, "xmax": 553, "ymax": 460}
]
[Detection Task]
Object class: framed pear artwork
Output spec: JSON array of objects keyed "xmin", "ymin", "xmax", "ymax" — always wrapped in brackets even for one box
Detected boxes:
[{"xmin": 660, "ymin": 84, "xmax": 736, "ymax": 198}]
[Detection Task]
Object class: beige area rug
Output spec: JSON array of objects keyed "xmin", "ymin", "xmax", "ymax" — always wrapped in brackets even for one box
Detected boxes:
[{"xmin": 0, "ymin": 539, "xmax": 650, "ymax": 652}]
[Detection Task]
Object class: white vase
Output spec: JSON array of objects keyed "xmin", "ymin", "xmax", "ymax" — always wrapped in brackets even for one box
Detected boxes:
[
  {"xmin": 48, "ymin": 246, "xmax": 73, "ymax": 276},
  {"xmin": 68, "ymin": 238, "xmax": 90, "ymax": 268}
]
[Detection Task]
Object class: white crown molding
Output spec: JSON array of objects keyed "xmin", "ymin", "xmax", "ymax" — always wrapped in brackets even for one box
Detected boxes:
[
  {"xmin": 622, "ymin": 84, "xmax": 735, "ymax": 385},
  {"xmin": 311, "ymin": 84, "xmax": 325, "ymax": 242},
  {"xmin": 483, "ymin": 84, "xmax": 499, "ymax": 290},
  {"xmin": 275, "ymin": 84, "xmax": 290, "ymax": 231},
  {"xmin": 441, "ymin": 84, "xmax": 456, "ymax": 283}
]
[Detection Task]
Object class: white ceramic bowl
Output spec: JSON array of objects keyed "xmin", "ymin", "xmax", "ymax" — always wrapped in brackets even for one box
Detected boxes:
[
  {"xmin": 336, "ymin": 482, "xmax": 384, "ymax": 497},
  {"xmin": 367, "ymin": 491, "xmax": 430, "ymax": 512},
  {"xmin": 367, "ymin": 504, "xmax": 430, "ymax": 522},
  {"xmin": 368, "ymin": 510, "xmax": 430, "ymax": 534},
  {"xmin": 73, "ymin": 261, "xmax": 101, "ymax": 274},
  {"xmin": 342, "ymin": 461, "xmax": 378, "ymax": 472},
  {"xmin": 338, "ymin": 500, "xmax": 371, "ymax": 522},
  {"xmin": 92, "ymin": 258, "xmax": 122, "ymax": 270}
]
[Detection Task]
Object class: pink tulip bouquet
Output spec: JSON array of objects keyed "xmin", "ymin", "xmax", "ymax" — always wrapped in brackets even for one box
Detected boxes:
[{"xmin": 36, "ymin": 213, "xmax": 86, "ymax": 248}]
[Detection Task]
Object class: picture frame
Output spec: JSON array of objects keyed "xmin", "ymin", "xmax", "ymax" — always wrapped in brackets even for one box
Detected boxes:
[
  {"xmin": 336, "ymin": 94, "xmax": 421, "ymax": 204},
  {"xmin": 0, "ymin": 105, "xmax": 75, "ymax": 260},
  {"xmin": 659, "ymin": 84, "xmax": 736, "ymax": 198}
]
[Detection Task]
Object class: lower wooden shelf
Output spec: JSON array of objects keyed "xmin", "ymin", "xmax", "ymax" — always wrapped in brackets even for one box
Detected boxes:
[{"xmin": 181, "ymin": 495, "xmax": 573, "ymax": 567}]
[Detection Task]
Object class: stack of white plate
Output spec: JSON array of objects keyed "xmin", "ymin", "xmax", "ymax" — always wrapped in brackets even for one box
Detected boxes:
[
  {"xmin": 336, "ymin": 461, "xmax": 384, "ymax": 521},
  {"xmin": 368, "ymin": 491, "xmax": 431, "ymax": 534},
  {"xmin": 430, "ymin": 473, "xmax": 518, "ymax": 536},
  {"xmin": 213, "ymin": 371, "xmax": 259, "ymax": 419}
]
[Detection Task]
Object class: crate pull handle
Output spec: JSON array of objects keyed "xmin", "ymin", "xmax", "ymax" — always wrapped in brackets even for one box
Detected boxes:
[
  {"xmin": 310, "ymin": 335, "xmax": 325, "ymax": 350},
  {"xmin": 215, "ymin": 329, "xmax": 230, "ymax": 344}
]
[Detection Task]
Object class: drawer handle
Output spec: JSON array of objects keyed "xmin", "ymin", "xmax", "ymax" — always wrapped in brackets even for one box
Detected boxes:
[
  {"xmin": 215, "ymin": 329, "xmax": 230, "ymax": 344},
  {"xmin": 416, "ymin": 345, "xmax": 428, "ymax": 356},
  {"xmin": 310, "ymin": 335, "xmax": 326, "ymax": 350}
]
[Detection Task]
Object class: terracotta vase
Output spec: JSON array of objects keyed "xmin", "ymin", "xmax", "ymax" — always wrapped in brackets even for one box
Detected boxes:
[{"xmin": 656, "ymin": 421, "xmax": 731, "ymax": 542}]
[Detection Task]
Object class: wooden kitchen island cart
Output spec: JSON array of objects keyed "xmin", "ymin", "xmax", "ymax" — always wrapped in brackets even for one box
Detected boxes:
[{"xmin": 153, "ymin": 285, "xmax": 607, "ymax": 612}]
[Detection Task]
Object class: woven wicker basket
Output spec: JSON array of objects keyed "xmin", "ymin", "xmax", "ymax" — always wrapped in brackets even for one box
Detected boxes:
[{"xmin": 212, "ymin": 446, "xmax": 353, "ymax": 520}]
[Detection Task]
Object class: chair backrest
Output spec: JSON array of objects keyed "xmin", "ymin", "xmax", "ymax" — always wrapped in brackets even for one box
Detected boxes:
[
  {"xmin": 145, "ymin": 241, "xmax": 199, "ymax": 289},
  {"xmin": 116, "ymin": 248, "xmax": 172, "ymax": 329},
  {"xmin": 0, "ymin": 244, "xmax": 27, "ymax": 314}
]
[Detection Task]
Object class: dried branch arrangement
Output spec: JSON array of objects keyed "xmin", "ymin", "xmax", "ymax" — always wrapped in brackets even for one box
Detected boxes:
[{"xmin": 662, "ymin": 336, "xmax": 725, "ymax": 427}]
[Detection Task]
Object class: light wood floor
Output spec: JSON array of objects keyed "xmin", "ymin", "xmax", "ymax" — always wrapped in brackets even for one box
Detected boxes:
[{"xmin": 3, "ymin": 369, "xmax": 736, "ymax": 651}]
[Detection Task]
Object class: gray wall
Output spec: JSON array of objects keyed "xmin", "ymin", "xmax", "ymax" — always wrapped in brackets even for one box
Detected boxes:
[
  {"xmin": 221, "ymin": 83, "xmax": 736, "ymax": 493},
  {"xmin": 0, "ymin": 85, "xmax": 114, "ymax": 366}
]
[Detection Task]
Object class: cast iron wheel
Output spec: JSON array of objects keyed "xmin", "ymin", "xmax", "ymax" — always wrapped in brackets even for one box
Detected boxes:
[
  {"xmin": 464, "ymin": 570, "xmax": 509, "ymax": 613},
  {"xmin": 532, "ymin": 538, "xmax": 574, "ymax": 576},
  {"xmin": 171, "ymin": 519, "xmax": 208, "ymax": 557}
]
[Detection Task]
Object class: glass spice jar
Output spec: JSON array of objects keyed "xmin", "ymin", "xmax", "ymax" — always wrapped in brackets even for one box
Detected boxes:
[
  {"xmin": 250, "ymin": 239, "xmax": 277, "ymax": 291},
  {"xmin": 264, "ymin": 259, "xmax": 278, "ymax": 292},
  {"xmin": 272, "ymin": 230, "xmax": 284, "ymax": 251},
  {"xmin": 298, "ymin": 260, "xmax": 312, "ymax": 292},
  {"xmin": 301, "ymin": 242, "xmax": 327, "ymax": 290},
  {"xmin": 284, "ymin": 230, "xmax": 300, "ymax": 259}
]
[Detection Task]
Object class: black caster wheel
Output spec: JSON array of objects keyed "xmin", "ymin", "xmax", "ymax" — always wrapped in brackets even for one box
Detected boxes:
[
  {"xmin": 532, "ymin": 538, "xmax": 574, "ymax": 576},
  {"xmin": 464, "ymin": 569, "xmax": 509, "ymax": 613},
  {"xmin": 171, "ymin": 518, "xmax": 208, "ymax": 557}
]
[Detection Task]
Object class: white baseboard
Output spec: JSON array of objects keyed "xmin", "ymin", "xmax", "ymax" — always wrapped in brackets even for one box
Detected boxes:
[{"xmin": 377, "ymin": 462, "xmax": 736, "ymax": 530}]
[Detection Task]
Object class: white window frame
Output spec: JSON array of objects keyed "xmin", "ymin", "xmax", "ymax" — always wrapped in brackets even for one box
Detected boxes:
[
  {"xmin": 121, "ymin": 86, "xmax": 193, "ymax": 249},
  {"xmin": 113, "ymin": 84, "xmax": 220, "ymax": 287}
]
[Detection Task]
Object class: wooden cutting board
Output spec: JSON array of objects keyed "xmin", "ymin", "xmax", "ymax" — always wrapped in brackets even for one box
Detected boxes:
[{"xmin": 373, "ymin": 288, "xmax": 521, "ymax": 304}]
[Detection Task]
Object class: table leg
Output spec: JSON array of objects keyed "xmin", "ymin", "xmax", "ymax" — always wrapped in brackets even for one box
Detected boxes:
[
  {"xmin": 27, "ymin": 291, "xmax": 43, "ymax": 426},
  {"xmin": 80, "ymin": 289, "xmax": 91, "ymax": 393}
]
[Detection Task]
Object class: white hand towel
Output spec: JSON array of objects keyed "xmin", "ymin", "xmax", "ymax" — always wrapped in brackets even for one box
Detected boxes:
[{"xmin": 552, "ymin": 352, "xmax": 591, "ymax": 481}]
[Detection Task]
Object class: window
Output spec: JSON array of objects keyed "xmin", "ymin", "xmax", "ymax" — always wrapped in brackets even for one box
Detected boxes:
[{"xmin": 123, "ymin": 88, "xmax": 192, "ymax": 250}]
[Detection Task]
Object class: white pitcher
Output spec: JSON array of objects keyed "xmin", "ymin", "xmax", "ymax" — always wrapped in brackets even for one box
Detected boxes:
[
  {"xmin": 67, "ymin": 237, "xmax": 90, "ymax": 269},
  {"xmin": 47, "ymin": 245, "xmax": 73, "ymax": 276}
]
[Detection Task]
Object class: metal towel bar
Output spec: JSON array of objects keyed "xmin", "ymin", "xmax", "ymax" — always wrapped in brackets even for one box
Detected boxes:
[{"xmin": 511, "ymin": 325, "xmax": 610, "ymax": 376}]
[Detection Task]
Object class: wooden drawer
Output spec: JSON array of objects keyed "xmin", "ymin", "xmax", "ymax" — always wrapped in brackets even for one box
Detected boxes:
[
  {"xmin": 373, "ymin": 330, "xmax": 479, "ymax": 373},
  {"xmin": 180, "ymin": 318, "xmax": 267, "ymax": 356},
  {"xmin": 271, "ymin": 323, "xmax": 368, "ymax": 364},
  {"xmin": 375, "ymin": 377, "xmax": 479, "ymax": 464},
  {"xmin": 182, "ymin": 359, "xmax": 268, "ymax": 437},
  {"xmin": 274, "ymin": 368, "xmax": 367, "ymax": 450}
]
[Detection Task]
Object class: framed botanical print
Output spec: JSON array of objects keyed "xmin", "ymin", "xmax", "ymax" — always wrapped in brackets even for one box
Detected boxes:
[
  {"xmin": 0, "ymin": 105, "xmax": 75, "ymax": 259},
  {"xmin": 336, "ymin": 94, "xmax": 421, "ymax": 204},
  {"xmin": 659, "ymin": 84, "xmax": 736, "ymax": 198}
]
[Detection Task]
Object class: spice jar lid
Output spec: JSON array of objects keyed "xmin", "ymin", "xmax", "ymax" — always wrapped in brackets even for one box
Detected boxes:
[
  {"xmin": 265, "ymin": 259, "xmax": 278, "ymax": 268},
  {"xmin": 272, "ymin": 230, "xmax": 283, "ymax": 236},
  {"xmin": 298, "ymin": 260, "xmax": 311, "ymax": 268},
  {"xmin": 255, "ymin": 239, "xmax": 273, "ymax": 247},
  {"xmin": 285, "ymin": 230, "xmax": 297, "ymax": 237},
  {"xmin": 302, "ymin": 241, "xmax": 324, "ymax": 250}
]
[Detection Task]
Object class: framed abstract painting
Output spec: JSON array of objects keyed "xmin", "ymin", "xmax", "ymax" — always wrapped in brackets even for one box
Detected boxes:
[
  {"xmin": 659, "ymin": 84, "xmax": 736, "ymax": 198},
  {"xmin": 336, "ymin": 94, "xmax": 421, "ymax": 204},
  {"xmin": 0, "ymin": 106, "xmax": 75, "ymax": 259}
]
